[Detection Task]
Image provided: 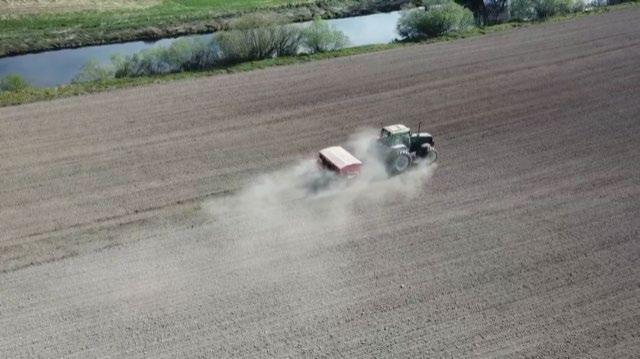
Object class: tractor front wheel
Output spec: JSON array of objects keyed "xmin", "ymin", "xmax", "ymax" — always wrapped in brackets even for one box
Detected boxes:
[{"xmin": 425, "ymin": 147, "xmax": 438, "ymax": 164}]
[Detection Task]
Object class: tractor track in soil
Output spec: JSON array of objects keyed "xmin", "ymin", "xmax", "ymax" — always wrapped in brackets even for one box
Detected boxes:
[{"xmin": 1, "ymin": 7, "xmax": 639, "ymax": 357}]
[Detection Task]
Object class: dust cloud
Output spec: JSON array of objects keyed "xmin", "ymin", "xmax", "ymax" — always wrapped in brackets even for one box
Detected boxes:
[{"xmin": 203, "ymin": 128, "xmax": 437, "ymax": 243}]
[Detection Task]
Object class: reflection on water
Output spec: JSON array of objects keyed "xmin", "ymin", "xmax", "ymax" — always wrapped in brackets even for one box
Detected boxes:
[
  {"xmin": 323, "ymin": 11, "xmax": 402, "ymax": 47},
  {"xmin": 0, "ymin": 11, "xmax": 402, "ymax": 88}
]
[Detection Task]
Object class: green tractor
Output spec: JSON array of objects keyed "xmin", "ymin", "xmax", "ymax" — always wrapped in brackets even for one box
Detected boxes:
[{"xmin": 375, "ymin": 124, "xmax": 437, "ymax": 175}]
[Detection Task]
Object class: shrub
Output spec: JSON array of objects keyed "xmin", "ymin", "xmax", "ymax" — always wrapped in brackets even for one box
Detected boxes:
[
  {"xmin": 216, "ymin": 29, "xmax": 276, "ymax": 62},
  {"xmin": 423, "ymin": 0, "xmax": 456, "ymax": 9},
  {"xmin": 72, "ymin": 13, "xmax": 347, "ymax": 81},
  {"xmin": 71, "ymin": 37, "xmax": 222, "ymax": 81},
  {"xmin": 510, "ymin": 0, "xmax": 586, "ymax": 21},
  {"xmin": 116, "ymin": 40, "xmax": 186, "ymax": 77},
  {"xmin": 181, "ymin": 38, "xmax": 222, "ymax": 71},
  {"xmin": 301, "ymin": 18, "xmax": 349, "ymax": 53},
  {"xmin": 0, "ymin": 74, "xmax": 30, "ymax": 92},
  {"xmin": 272, "ymin": 25, "xmax": 305, "ymax": 56},
  {"xmin": 571, "ymin": 0, "xmax": 587, "ymax": 12},
  {"xmin": 112, "ymin": 38, "xmax": 221, "ymax": 78},
  {"xmin": 216, "ymin": 13, "xmax": 304, "ymax": 63},
  {"xmin": 72, "ymin": 59, "xmax": 115, "ymax": 83},
  {"xmin": 511, "ymin": 0, "xmax": 537, "ymax": 20},
  {"xmin": 533, "ymin": 0, "xmax": 574, "ymax": 18},
  {"xmin": 397, "ymin": 3, "xmax": 475, "ymax": 39},
  {"xmin": 397, "ymin": 9, "xmax": 429, "ymax": 39}
]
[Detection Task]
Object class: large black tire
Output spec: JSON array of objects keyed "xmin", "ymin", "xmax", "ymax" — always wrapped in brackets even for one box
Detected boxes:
[
  {"xmin": 418, "ymin": 143, "xmax": 438, "ymax": 164},
  {"xmin": 425, "ymin": 147, "xmax": 438, "ymax": 164},
  {"xmin": 388, "ymin": 151, "xmax": 412, "ymax": 175}
]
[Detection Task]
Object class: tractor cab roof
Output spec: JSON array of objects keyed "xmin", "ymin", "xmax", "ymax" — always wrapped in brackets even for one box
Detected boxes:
[{"xmin": 382, "ymin": 124, "xmax": 410, "ymax": 134}]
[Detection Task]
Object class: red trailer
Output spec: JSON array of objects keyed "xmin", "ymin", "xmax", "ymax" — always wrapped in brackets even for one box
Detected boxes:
[{"xmin": 318, "ymin": 146, "xmax": 362, "ymax": 178}]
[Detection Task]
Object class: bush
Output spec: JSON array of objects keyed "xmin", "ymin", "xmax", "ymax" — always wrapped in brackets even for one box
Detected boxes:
[
  {"xmin": 218, "ymin": 14, "xmax": 278, "ymax": 62},
  {"xmin": 397, "ymin": 2, "xmax": 475, "ymax": 39},
  {"xmin": 571, "ymin": 0, "xmax": 588, "ymax": 12},
  {"xmin": 511, "ymin": 0, "xmax": 587, "ymax": 21},
  {"xmin": 511, "ymin": 0, "xmax": 578, "ymax": 20},
  {"xmin": 0, "ymin": 74, "xmax": 30, "ymax": 92},
  {"xmin": 71, "ymin": 37, "xmax": 222, "ymax": 81},
  {"xmin": 117, "ymin": 39, "xmax": 193, "ymax": 77},
  {"xmin": 511, "ymin": 0, "xmax": 537, "ymax": 20},
  {"xmin": 72, "ymin": 13, "xmax": 348, "ymax": 81},
  {"xmin": 533, "ymin": 0, "xmax": 574, "ymax": 18},
  {"xmin": 397, "ymin": 9, "xmax": 430, "ymax": 39},
  {"xmin": 72, "ymin": 59, "xmax": 115, "ymax": 83},
  {"xmin": 301, "ymin": 18, "xmax": 349, "ymax": 53},
  {"xmin": 110, "ymin": 38, "xmax": 222, "ymax": 78},
  {"xmin": 182, "ymin": 38, "xmax": 223, "ymax": 71},
  {"xmin": 272, "ymin": 25, "xmax": 305, "ymax": 56},
  {"xmin": 216, "ymin": 14, "xmax": 304, "ymax": 63},
  {"xmin": 423, "ymin": 0, "xmax": 456, "ymax": 9}
]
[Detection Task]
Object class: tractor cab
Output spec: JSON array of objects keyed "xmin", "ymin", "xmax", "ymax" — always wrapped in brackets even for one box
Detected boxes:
[
  {"xmin": 375, "ymin": 123, "xmax": 437, "ymax": 174},
  {"xmin": 379, "ymin": 124, "xmax": 411, "ymax": 148}
]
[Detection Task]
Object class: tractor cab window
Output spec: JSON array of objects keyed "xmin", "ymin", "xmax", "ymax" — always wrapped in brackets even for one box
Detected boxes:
[
  {"xmin": 380, "ymin": 130, "xmax": 393, "ymax": 146},
  {"xmin": 399, "ymin": 132, "xmax": 410, "ymax": 147},
  {"xmin": 380, "ymin": 129, "xmax": 410, "ymax": 147}
]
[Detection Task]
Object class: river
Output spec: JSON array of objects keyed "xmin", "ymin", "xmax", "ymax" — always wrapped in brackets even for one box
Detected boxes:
[{"xmin": 0, "ymin": 11, "xmax": 403, "ymax": 88}]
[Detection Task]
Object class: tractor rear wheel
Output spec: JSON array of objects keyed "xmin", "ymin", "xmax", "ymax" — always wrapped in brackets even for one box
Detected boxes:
[{"xmin": 388, "ymin": 151, "xmax": 411, "ymax": 175}]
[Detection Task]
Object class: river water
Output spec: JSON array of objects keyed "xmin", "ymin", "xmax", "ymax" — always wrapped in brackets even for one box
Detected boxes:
[{"xmin": 0, "ymin": 11, "xmax": 403, "ymax": 88}]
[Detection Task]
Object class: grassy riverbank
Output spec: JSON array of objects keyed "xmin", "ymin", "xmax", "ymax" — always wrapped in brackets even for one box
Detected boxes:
[
  {"xmin": 0, "ymin": 43, "xmax": 392, "ymax": 107},
  {"xmin": 1, "ymin": 2, "xmax": 636, "ymax": 108},
  {"xmin": 0, "ymin": 0, "xmax": 406, "ymax": 57}
]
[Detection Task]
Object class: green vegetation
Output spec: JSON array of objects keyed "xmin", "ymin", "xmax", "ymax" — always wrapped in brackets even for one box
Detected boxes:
[
  {"xmin": 397, "ymin": 1, "xmax": 475, "ymax": 39},
  {"xmin": 0, "ymin": 20, "xmax": 533, "ymax": 107},
  {"xmin": 0, "ymin": 0, "xmax": 393, "ymax": 57},
  {"xmin": 509, "ymin": 0, "xmax": 591, "ymax": 20},
  {"xmin": 533, "ymin": 0, "xmax": 578, "ymax": 18},
  {"xmin": 2, "ymin": 43, "xmax": 397, "ymax": 107},
  {"xmin": 0, "ymin": 74, "xmax": 31, "ymax": 92},
  {"xmin": 215, "ymin": 14, "xmax": 302, "ymax": 62},
  {"xmin": 72, "ymin": 16, "xmax": 346, "ymax": 81},
  {"xmin": 511, "ymin": 0, "xmax": 539, "ymax": 20},
  {"xmin": 1, "ymin": 1, "xmax": 636, "ymax": 108},
  {"xmin": 107, "ymin": 38, "xmax": 221, "ymax": 78},
  {"xmin": 73, "ymin": 59, "xmax": 119, "ymax": 83},
  {"xmin": 301, "ymin": 18, "xmax": 350, "ymax": 52}
]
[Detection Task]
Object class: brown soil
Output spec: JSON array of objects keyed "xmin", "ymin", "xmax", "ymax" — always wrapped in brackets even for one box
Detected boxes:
[{"xmin": 0, "ymin": 8, "xmax": 639, "ymax": 357}]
